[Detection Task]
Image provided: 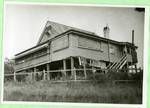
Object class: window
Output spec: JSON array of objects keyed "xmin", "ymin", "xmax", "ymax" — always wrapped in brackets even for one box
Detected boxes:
[
  {"xmin": 109, "ymin": 46, "xmax": 115, "ymax": 54},
  {"xmin": 52, "ymin": 36, "xmax": 69, "ymax": 52},
  {"xmin": 16, "ymin": 48, "xmax": 48, "ymax": 64},
  {"xmin": 46, "ymin": 30, "xmax": 51, "ymax": 36},
  {"xmin": 45, "ymin": 25, "xmax": 52, "ymax": 37},
  {"xmin": 33, "ymin": 48, "xmax": 47, "ymax": 57},
  {"xmin": 78, "ymin": 37, "xmax": 101, "ymax": 51}
]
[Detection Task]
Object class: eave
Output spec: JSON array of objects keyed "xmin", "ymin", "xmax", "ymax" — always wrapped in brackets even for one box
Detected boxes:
[{"xmin": 15, "ymin": 29, "xmax": 137, "ymax": 58}]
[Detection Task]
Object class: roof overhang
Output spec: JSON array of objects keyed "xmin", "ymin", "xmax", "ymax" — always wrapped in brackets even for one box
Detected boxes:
[
  {"xmin": 15, "ymin": 43, "xmax": 48, "ymax": 59},
  {"xmin": 66, "ymin": 29, "xmax": 138, "ymax": 48},
  {"xmin": 15, "ymin": 28, "xmax": 137, "ymax": 59}
]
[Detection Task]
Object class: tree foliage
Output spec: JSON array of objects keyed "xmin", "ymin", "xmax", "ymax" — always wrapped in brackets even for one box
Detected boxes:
[{"xmin": 4, "ymin": 58, "xmax": 15, "ymax": 74}]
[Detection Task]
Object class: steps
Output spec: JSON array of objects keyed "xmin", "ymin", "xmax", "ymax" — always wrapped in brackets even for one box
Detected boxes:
[{"xmin": 107, "ymin": 54, "xmax": 127, "ymax": 70}]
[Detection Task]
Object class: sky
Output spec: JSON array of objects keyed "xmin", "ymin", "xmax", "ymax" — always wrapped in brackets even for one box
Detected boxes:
[{"xmin": 4, "ymin": 3, "xmax": 145, "ymax": 68}]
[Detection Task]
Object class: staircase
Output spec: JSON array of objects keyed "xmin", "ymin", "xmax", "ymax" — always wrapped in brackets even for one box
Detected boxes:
[{"xmin": 107, "ymin": 54, "xmax": 127, "ymax": 70}]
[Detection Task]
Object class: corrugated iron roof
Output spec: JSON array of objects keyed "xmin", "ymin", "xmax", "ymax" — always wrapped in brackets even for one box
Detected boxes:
[
  {"xmin": 15, "ymin": 21, "xmax": 137, "ymax": 57},
  {"xmin": 37, "ymin": 21, "xmax": 95, "ymax": 44}
]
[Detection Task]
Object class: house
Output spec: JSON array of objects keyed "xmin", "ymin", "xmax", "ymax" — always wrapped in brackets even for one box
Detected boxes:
[{"xmin": 14, "ymin": 21, "xmax": 138, "ymax": 80}]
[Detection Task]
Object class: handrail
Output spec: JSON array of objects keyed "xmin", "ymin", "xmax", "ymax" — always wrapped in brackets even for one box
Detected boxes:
[
  {"xmin": 119, "ymin": 60, "xmax": 127, "ymax": 69},
  {"xmin": 115, "ymin": 55, "xmax": 127, "ymax": 69},
  {"xmin": 109, "ymin": 54, "xmax": 126, "ymax": 69},
  {"xmin": 112, "ymin": 54, "xmax": 126, "ymax": 69}
]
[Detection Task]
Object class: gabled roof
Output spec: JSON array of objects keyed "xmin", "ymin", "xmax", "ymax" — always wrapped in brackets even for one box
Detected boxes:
[
  {"xmin": 15, "ymin": 21, "xmax": 137, "ymax": 58},
  {"xmin": 37, "ymin": 21, "xmax": 95, "ymax": 45}
]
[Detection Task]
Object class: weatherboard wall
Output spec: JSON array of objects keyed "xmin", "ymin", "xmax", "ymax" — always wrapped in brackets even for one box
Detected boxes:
[
  {"xmin": 68, "ymin": 34, "xmax": 123, "ymax": 62},
  {"xmin": 15, "ymin": 33, "xmax": 127, "ymax": 72}
]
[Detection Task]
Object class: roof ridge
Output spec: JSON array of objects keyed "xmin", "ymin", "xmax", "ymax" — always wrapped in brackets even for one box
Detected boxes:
[{"xmin": 47, "ymin": 20, "xmax": 95, "ymax": 35}]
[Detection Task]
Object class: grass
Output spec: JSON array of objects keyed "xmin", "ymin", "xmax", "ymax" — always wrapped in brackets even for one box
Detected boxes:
[{"xmin": 3, "ymin": 81, "xmax": 142, "ymax": 104}]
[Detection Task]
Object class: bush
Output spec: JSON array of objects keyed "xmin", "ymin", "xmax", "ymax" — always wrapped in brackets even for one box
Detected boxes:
[
  {"xmin": 129, "ymin": 71, "xmax": 143, "ymax": 81},
  {"xmin": 106, "ymin": 70, "xmax": 129, "ymax": 80}
]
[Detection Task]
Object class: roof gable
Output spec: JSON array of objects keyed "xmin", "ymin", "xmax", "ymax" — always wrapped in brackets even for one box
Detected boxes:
[
  {"xmin": 37, "ymin": 21, "xmax": 72, "ymax": 44},
  {"xmin": 37, "ymin": 21, "xmax": 95, "ymax": 45}
]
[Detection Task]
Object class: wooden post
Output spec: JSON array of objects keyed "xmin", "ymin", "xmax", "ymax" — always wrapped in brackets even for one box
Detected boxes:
[
  {"xmin": 43, "ymin": 70, "xmax": 46, "ymax": 80},
  {"xmin": 63, "ymin": 59, "xmax": 67, "ymax": 78},
  {"xmin": 83, "ymin": 59, "xmax": 87, "ymax": 79},
  {"xmin": 126, "ymin": 62, "xmax": 129, "ymax": 73},
  {"xmin": 132, "ymin": 65, "xmax": 134, "ymax": 73},
  {"xmin": 71, "ymin": 57, "xmax": 74, "ymax": 80},
  {"xmin": 14, "ymin": 72, "xmax": 16, "ymax": 81},
  {"xmin": 92, "ymin": 66, "xmax": 96, "ymax": 79},
  {"xmin": 47, "ymin": 64, "xmax": 50, "ymax": 80},
  {"xmin": 33, "ymin": 67, "xmax": 36, "ymax": 81},
  {"xmin": 28, "ymin": 69, "xmax": 32, "ymax": 81},
  {"xmin": 135, "ymin": 64, "xmax": 137, "ymax": 73},
  {"xmin": 74, "ymin": 67, "xmax": 77, "ymax": 81},
  {"xmin": 30, "ymin": 72, "xmax": 32, "ymax": 81}
]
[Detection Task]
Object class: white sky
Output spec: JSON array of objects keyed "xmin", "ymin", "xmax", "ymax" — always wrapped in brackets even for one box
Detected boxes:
[{"xmin": 4, "ymin": 4, "xmax": 144, "ymax": 68}]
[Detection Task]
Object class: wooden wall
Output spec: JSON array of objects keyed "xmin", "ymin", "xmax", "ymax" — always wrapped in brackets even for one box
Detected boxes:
[
  {"xmin": 15, "ymin": 54, "xmax": 49, "ymax": 71},
  {"xmin": 68, "ymin": 34, "xmax": 123, "ymax": 62},
  {"xmin": 15, "ymin": 33, "xmax": 132, "ymax": 72}
]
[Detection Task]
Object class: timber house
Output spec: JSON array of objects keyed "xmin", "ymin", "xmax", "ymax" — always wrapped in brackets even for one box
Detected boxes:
[{"xmin": 14, "ymin": 21, "xmax": 138, "ymax": 80}]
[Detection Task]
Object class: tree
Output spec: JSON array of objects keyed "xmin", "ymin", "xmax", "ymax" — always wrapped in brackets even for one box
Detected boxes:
[{"xmin": 4, "ymin": 58, "xmax": 15, "ymax": 74}]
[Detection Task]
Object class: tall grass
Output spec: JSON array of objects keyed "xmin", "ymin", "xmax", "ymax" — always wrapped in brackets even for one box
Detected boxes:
[{"xmin": 4, "ymin": 81, "xmax": 142, "ymax": 104}]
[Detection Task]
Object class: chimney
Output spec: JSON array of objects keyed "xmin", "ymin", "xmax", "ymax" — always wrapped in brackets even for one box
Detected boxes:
[
  {"xmin": 103, "ymin": 24, "xmax": 110, "ymax": 39},
  {"xmin": 132, "ymin": 30, "xmax": 134, "ymax": 45}
]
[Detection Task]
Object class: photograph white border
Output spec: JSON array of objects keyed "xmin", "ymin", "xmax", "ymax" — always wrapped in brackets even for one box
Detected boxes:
[{"xmin": 1, "ymin": 1, "xmax": 149, "ymax": 108}]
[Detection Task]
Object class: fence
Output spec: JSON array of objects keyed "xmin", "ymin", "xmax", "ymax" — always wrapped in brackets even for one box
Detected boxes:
[{"xmin": 4, "ymin": 68, "xmax": 142, "ymax": 82}]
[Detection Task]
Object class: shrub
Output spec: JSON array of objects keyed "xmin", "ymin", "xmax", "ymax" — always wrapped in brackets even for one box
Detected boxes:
[{"xmin": 106, "ymin": 70, "xmax": 129, "ymax": 80}]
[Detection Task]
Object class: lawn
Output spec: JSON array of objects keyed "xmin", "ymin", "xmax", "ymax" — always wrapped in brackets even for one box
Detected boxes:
[{"xmin": 3, "ymin": 81, "xmax": 142, "ymax": 104}]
